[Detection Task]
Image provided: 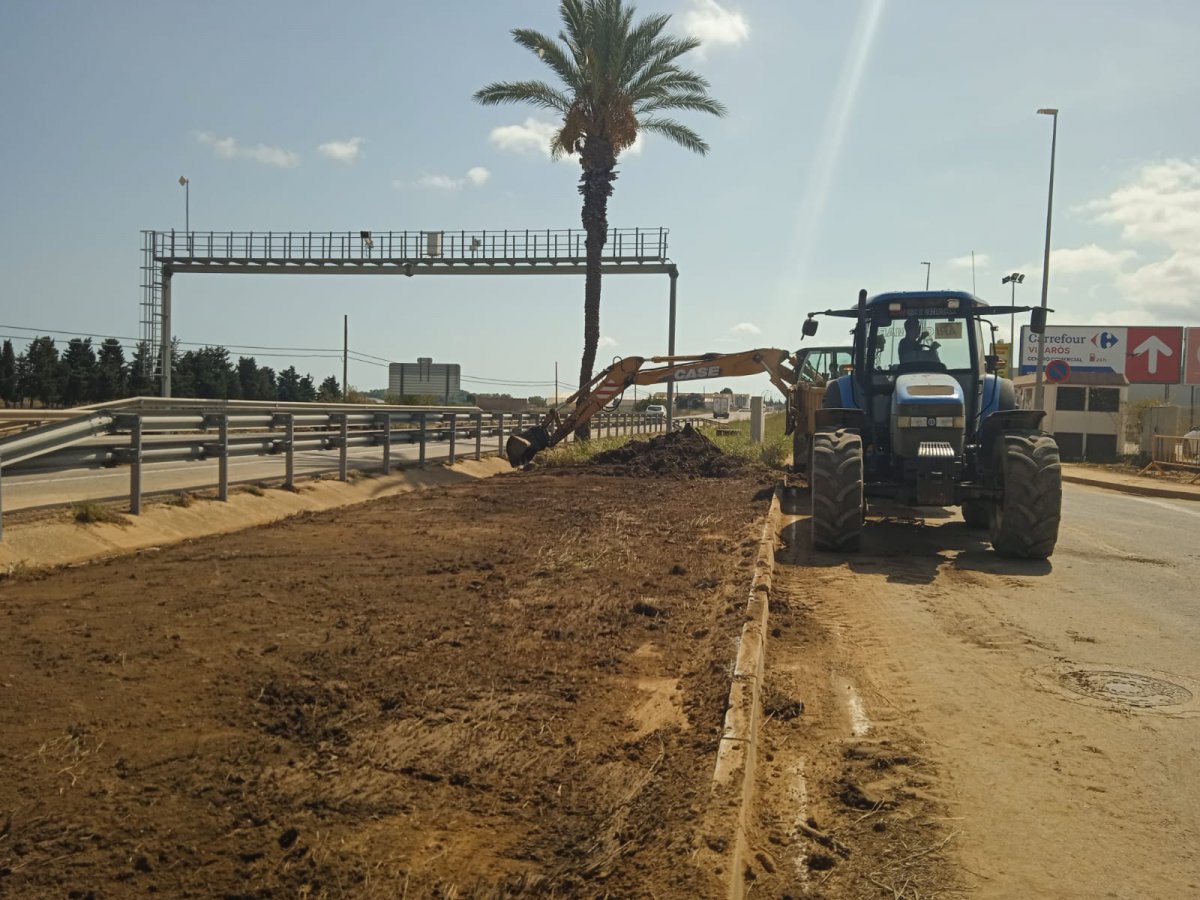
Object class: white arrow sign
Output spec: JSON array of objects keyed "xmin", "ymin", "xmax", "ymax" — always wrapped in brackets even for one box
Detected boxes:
[{"xmin": 1133, "ymin": 335, "xmax": 1173, "ymax": 374}]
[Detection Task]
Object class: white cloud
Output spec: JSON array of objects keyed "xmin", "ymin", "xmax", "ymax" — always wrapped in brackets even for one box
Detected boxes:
[
  {"xmin": 947, "ymin": 253, "xmax": 990, "ymax": 269},
  {"xmin": 1049, "ymin": 244, "xmax": 1138, "ymax": 275},
  {"xmin": 681, "ymin": 0, "xmax": 749, "ymax": 51},
  {"xmin": 317, "ymin": 137, "xmax": 364, "ymax": 164},
  {"xmin": 396, "ymin": 167, "xmax": 492, "ymax": 191},
  {"xmin": 598, "ymin": 336, "xmax": 618, "ymax": 349},
  {"xmin": 416, "ymin": 174, "xmax": 461, "ymax": 190},
  {"xmin": 1076, "ymin": 158, "xmax": 1200, "ymax": 319},
  {"xmin": 489, "ymin": 118, "xmax": 560, "ymax": 158},
  {"xmin": 732, "ymin": 321, "xmax": 761, "ymax": 335},
  {"xmin": 194, "ymin": 131, "xmax": 299, "ymax": 168}
]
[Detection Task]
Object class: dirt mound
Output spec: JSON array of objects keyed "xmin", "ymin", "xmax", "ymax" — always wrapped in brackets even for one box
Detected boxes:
[{"xmin": 588, "ymin": 424, "xmax": 750, "ymax": 478}]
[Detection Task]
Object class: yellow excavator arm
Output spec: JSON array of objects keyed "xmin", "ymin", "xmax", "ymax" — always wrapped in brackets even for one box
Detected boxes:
[{"xmin": 505, "ymin": 348, "xmax": 800, "ymax": 467}]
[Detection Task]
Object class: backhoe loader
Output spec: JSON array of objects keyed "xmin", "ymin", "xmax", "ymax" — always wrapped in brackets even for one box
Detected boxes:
[{"xmin": 505, "ymin": 348, "xmax": 807, "ymax": 468}]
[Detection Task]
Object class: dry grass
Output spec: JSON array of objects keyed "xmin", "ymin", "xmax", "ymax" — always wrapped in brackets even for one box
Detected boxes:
[{"xmin": 72, "ymin": 502, "xmax": 129, "ymax": 526}]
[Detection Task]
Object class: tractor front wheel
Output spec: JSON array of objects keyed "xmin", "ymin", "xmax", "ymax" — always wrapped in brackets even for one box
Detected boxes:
[
  {"xmin": 989, "ymin": 431, "xmax": 1062, "ymax": 559},
  {"xmin": 961, "ymin": 500, "xmax": 992, "ymax": 529},
  {"xmin": 810, "ymin": 429, "xmax": 864, "ymax": 551}
]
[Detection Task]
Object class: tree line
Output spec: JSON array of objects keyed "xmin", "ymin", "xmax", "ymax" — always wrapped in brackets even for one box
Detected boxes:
[{"xmin": 0, "ymin": 336, "xmax": 347, "ymax": 408}]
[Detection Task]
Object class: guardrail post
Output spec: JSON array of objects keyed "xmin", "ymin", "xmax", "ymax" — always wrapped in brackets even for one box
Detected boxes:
[
  {"xmin": 130, "ymin": 415, "xmax": 143, "ymax": 515},
  {"xmin": 218, "ymin": 415, "xmax": 229, "ymax": 501},
  {"xmin": 285, "ymin": 415, "xmax": 295, "ymax": 489},
  {"xmin": 418, "ymin": 413, "xmax": 427, "ymax": 469},
  {"xmin": 381, "ymin": 414, "xmax": 392, "ymax": 475},
  {"xmin": 338, "ymin": 414, "xmax": 349, "ymax": 481},
  {"xmin": 474, "ymin": 413, "xmax": 482, "ymax": 461},
  {"xmin": 448, "ymin": 414, "xmax": 457, "ymax": 464},
  {"xmin": 498, "ymin": 413, "xmax": 506, "ymax": 457}
]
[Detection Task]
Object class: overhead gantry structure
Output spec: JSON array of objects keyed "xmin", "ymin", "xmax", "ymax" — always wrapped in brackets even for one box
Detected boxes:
[{"xmin": 141, "ymin": 227, "xmax": 680, "ymax": 407}]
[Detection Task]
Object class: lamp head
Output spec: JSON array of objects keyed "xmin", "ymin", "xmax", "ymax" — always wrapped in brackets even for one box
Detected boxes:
[{"xmin": 1037, "ymin": 108, "xmax": 1058, "ymax": 116}]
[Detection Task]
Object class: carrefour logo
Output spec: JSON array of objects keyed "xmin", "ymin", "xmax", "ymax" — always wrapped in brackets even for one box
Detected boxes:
[{"xmin": 1091, "ymin": 331, "xmax": 1120, "ymax": 350}]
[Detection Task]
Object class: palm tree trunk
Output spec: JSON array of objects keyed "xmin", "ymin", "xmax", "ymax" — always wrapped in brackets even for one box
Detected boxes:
[{"xmin": 575, "ymin": 139, "xmax": 617, "ymax": 441}]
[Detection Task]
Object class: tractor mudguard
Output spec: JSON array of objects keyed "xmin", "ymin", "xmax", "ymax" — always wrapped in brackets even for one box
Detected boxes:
[
  {"xmin": 980, "ymin": 409, "xmax": 1047, "ymax": 459},
  {"xmin": 815, "ymin": 408, "xmax": 866, "ymax": 432}
]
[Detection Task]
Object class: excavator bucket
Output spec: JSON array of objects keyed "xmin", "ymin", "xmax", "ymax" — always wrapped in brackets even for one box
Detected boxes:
[{"xmin": 505, "ymin": 425, "xmax": 552, "ymax": 468}]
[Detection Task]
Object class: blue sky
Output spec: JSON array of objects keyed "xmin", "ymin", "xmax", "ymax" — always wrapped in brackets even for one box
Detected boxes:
[{"xmin": 2, "ymin": 0, "xmax": 1198, "ymax": 399}]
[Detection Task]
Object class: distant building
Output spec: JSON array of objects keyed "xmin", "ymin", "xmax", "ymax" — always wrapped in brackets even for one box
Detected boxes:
[
  {"xmin": 388, "ymin": 357, "xmax": 461, "ymax": 402},
  {"xmin": 1014, "ymin": 372, "xmax": 1127, "ymax": 462}
]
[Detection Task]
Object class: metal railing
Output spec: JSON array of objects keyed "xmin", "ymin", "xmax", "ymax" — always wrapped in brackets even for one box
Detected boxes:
[
  {"xmin": 0, "ymin": 399, "xmax": 667, "ymax": 538},
  {"xmin": 1142, "ymin": 434, "xmax": 1200, "ymax": 481}
]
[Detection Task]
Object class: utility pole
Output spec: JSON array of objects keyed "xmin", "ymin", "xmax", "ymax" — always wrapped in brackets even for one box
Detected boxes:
[
  {"xmin": 342, "ymin": 315, "xmax": 348, "ymax": 402},
  {"xmin": 554, "ymin": 361, "xmax": 558, "ymax": 406},
  {"xmin": 1033, "ymin": 107, "xmax": 1059, "ymax": 411}
]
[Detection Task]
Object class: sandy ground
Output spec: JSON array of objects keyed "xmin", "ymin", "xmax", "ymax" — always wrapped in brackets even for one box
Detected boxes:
[{"xmin": 0, "ymin": 431, "xmax": 784, "ymax": 898}]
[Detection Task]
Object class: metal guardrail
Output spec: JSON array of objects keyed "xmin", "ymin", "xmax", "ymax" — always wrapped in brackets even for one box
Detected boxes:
[{"xmin": 0, "ymin": 400, "xmax": 667, "ymax": 538}]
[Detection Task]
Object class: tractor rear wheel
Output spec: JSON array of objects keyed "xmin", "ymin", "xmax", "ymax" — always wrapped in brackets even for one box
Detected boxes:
[
  {"xmin": 961, "ymin": 500, "xmax": 991, "ymax": 529},
  {"xmin": 989, "ymin": 431, "xmax": 1062, "ymax": 559},
  {"xmin": 811, "ymin": 428, "xmax": 864, "ymax": 551}
]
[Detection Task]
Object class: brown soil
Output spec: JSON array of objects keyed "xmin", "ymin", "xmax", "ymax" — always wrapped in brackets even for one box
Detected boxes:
[
  {"xmin": 585, "ymin": 425, "xmax": 752, "ymax": 479},
  {"xmin": 0, "ymin": 441, "xmax": 780, "ymax": 898}
]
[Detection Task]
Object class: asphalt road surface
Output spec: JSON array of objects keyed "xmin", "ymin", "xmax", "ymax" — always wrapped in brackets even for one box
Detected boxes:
[
  {"xmin": 765, "ymin": 482, "xmax": 1200, "ymax": 897},
  {"xmin": 0, "ymin": 440, "xmax": 489, "ymax": 512}
]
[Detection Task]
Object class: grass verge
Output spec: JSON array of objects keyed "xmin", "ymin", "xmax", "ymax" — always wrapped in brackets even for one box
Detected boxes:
[
  {"xmin": 535, "ymin": 413, "xmax": 792, "ymax": 470},
  {"xmin": 72, "ymin": 502, "xmax": 130, "ymax": 526}
]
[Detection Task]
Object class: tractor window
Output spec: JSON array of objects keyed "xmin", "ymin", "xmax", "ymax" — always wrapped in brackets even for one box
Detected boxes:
[{"xmin": 872, "ymin": 316, "xmax": 976, "ymax": 374}]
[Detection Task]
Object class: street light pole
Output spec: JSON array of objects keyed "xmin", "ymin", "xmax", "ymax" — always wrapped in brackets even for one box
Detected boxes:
[
  {"xmin": 1033, "ymin": 108, "xmax": 1058, "ymax": 410},
  {"xmin": 178, "ymin": 175, "xmax": 189, "ymax": 235},
  {"xmin": 1002, "ymin": 271, "xmax": 1025, "ymax": 352},
  {"xmin": 921, "ymin": 261, "xmax": 931, "ymax": 290}
]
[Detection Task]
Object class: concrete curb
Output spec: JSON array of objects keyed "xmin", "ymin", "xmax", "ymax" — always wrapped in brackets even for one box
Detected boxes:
[
  {"xmin": 1062, "ymin": 473, "xmax": 1200, "ymax": 502},
  {"xmin": 705, "ymin": 486, "xmax": 782, "ymax": 899}
]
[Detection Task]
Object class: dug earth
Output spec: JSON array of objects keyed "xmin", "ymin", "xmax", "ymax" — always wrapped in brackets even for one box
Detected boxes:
[{"xmin": 0, "ymin": 430, "xmax": 793, "ymax": 897}]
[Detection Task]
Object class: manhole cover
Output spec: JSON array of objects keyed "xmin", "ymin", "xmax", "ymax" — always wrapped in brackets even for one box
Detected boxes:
[{"xmin": 1057, "ymin": 669, "xmax": 1193, "ymax": 709}]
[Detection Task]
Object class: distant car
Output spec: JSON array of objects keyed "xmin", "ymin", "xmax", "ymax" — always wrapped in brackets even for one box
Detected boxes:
[{"xmin": 645, "ymin": 404, "xmax": 667, "ymax": 419}]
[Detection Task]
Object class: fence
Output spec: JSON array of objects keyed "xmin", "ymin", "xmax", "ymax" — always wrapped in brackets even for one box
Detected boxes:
[
  {"xmin": 1141, "ymin": 434, "xmax": 1200, "ymax": 483},
  {"xmin": 0, "ymin": 401, "xmax": 666, "ymax": 538}
]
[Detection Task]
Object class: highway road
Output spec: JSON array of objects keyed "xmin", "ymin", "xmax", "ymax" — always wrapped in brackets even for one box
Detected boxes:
[
  {"xmin": 759, "ymin": 482, "xmax": 1200, "ymax": 897},
  {"xmin": 0, "ymin": 439, "xmax": 496, "ymax": 512}
]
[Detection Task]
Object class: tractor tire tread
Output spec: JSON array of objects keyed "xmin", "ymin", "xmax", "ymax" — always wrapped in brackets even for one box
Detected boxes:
[
  {"xmin": 989, "ymin": 431, "xmax": 1062, "ymax": 559},
  {"xmin": 811, "ymin": 428, "xmax": 864, "ymax": 551}
]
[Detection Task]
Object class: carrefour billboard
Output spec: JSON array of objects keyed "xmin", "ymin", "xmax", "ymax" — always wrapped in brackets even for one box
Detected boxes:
[
  {"xmin": 1018, "ymin": 326, "xmax": 1126, "ymax": 375},
  {"xmin": 1019, "ymin": 325, "xmax": 1186, "ymax": 384}
]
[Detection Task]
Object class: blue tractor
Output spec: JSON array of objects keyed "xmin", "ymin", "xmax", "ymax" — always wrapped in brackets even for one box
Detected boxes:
[{"xmin": 800, "ymin": 289, "xmax": 1061, "ymax": 559}]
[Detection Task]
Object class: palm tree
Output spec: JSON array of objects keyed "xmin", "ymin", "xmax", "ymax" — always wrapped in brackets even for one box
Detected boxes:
[{"xmin": 475, "ymin": 0, "xmax": 725, "ymax": 436}]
